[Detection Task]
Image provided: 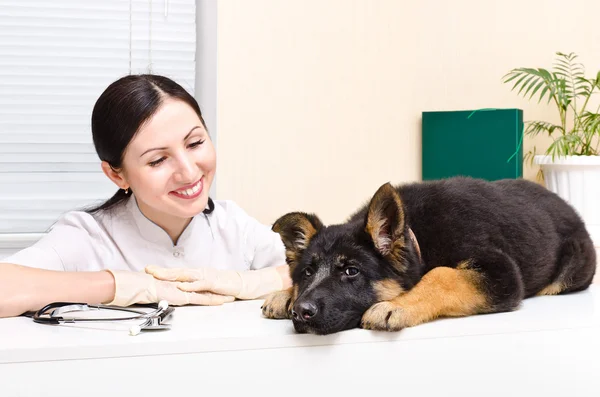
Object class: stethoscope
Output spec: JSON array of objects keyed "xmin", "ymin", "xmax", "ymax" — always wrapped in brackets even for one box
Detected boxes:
[{"xmin": 31, "ymin": 300, "xmax": 174, "ymax": 336}]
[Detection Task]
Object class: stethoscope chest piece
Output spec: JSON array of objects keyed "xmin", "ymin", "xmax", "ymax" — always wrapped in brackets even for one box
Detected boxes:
[{"xmin": 129, "ymin": 306, "xmax": 174, "ymax": 335}]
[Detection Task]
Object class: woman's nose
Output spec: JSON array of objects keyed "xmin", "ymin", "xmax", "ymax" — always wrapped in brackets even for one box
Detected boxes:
[{"xmin": 174, "ymin": 153, "xmax": 197, "ymax": 181}]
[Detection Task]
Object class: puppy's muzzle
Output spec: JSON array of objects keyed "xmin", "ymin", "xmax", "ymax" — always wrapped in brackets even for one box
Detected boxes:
[{"xmin": 291, "ymin": 300, "xmax": 318, "ymax": 323}]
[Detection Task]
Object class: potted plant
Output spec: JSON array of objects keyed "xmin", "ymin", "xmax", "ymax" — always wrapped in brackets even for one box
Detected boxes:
[{"xmin": 503, "ymin": 52, "xmax": 600, "ymax": 246}]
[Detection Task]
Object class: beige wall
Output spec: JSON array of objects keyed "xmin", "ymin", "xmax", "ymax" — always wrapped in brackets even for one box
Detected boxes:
[{"xmin": 214, "ymin": 0, "xmax": 600, "ymax": 226}]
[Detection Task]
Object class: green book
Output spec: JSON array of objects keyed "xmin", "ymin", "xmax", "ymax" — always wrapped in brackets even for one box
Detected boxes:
[{"xmin": 421, "ymin": 108, "xmax": 523, "ymax": 181}]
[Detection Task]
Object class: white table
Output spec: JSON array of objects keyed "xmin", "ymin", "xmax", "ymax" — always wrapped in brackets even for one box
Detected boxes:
[{"xmin": 1, "ymin": 286, "xmax": 599, "ymax": 397}]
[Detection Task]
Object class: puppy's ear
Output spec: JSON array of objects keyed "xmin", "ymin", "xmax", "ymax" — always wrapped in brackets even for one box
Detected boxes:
[
  {"xmin": 272, "ymin": 212, "xmax": 323, "ymax": 272},
  {"xmin": 365, "ymin": 182, "xmax": 407, "ymax": 270}
]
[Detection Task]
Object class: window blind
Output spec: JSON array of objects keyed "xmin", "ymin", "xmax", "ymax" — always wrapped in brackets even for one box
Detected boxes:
[{"xmin": 0, "ymin": 0, "xmax": 197, "ymax": 235}]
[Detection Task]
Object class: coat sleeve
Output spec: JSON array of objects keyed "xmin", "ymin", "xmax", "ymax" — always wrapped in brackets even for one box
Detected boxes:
[
  {"xmin": 1, "ymin": 211, "xmax": 111, "ymax": 272},
  {"xmin": 227, "ymin": 201, "xmax": 287, "ymax": 271}
]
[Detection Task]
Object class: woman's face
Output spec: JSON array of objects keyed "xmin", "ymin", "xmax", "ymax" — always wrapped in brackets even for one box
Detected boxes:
[{"xmin": 118, "ymin": 98, "xmax": 216, "ymax": 225}]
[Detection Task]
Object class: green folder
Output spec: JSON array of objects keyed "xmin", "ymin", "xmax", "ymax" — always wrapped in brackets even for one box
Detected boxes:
[{"xmin": 421, "ymin": 108, "xmax": 523, "ymax": 181}]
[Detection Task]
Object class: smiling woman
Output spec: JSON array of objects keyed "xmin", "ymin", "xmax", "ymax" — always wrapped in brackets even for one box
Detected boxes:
[
  {"xmin": 0, "ymin": 74, "xmax": 291, "ymax": 318},
  {"xmin": 88, "ymin": 78, "xmax": 219, "ymax": 243}
]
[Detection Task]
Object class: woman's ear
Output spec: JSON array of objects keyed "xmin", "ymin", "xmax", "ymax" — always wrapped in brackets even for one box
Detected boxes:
[{"xmin": 101, "ymin": 161, "xmax": 129, "ymax": 190}]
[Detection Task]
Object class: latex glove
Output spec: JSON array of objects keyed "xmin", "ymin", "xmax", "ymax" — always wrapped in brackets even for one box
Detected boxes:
[
  {"xmin": 105, "ymin": 269, "xmax": 235, "ymax": 307},
  {"xmin": 145, "ymin": 265, "xmax": 288, "ymax": 300}
]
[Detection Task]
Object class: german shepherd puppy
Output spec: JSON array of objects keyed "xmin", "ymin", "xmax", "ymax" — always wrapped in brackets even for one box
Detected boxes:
[{"xmin": 261, "ymin": 177, "xmax": 596, "ymax": 335}]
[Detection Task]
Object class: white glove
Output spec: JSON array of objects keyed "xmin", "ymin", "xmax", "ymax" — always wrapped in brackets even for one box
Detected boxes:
[
  {"xmin": 105, "ymin": 269, "xmax": 235, "ymax": 307},
  {"xmin": 145, "ymin": 265, "xmax": 288, "ymax": 300}
]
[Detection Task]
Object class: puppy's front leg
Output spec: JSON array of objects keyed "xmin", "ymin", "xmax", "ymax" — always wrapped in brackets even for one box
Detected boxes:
[
  {"xmin": 262, "ymin": 287, "xmax": 295, "ymax": 319},
  {"xmin": 362, "ymin": 266, "xmax": 487, "ymax": 331},
  {"xmin": 362, "ymin": 252, "xmax": 525, "ymax": 331}
]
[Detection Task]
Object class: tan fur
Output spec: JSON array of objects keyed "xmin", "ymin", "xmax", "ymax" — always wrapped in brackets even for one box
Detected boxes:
[
  {"xmin": 294, "ymin": 231, "xmax": 310, "ymax": 250},
  {"xmin": 367, "ymin": 216, "xmax": 393, "ymax": 254},
  {"xmin": 457, "ymin": 259, "xmax": 474, "ymax": 269},
  {"xmin": 536, "ymin": 282, "xmax": 564, "ymax": 296},
  {"xmin": 373, "ymin": 279, "xmax": 404, "ymax": 301},
  {"xmin": 407, "ymin": 228, "xmax": 421, "ymax": 260},
  {"xmin": 273, "ymin": 214, "xmax": 319, "ymax": 248},
  {"xmin": 362, "ymin": 265, "xmax": 489, "ymax": 331},
  {"xmin": 365, "ymin": 183, "xmax": 407, "ymax": 273},
  {"xmin": 284, "ymin": 249, "xmax": 298, "ymax": 270},
  {"xmin": 273, "ymin": 213, "xmax": 321, "ymax": 273},
  {"xmin": 262, "ymin": 288, "xmax": 294, "ymax": 319}
]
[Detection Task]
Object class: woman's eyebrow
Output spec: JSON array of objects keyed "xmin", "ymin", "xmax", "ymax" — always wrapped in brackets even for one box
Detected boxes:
[{"xmin": 139, "ymin": 126, "xmax": 203, "ymax": 157}]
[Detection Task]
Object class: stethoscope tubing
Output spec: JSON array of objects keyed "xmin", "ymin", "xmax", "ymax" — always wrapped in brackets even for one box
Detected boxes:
[{"xmin": 32, "ymin": 302, "xmax": 165, "ymax": 325}]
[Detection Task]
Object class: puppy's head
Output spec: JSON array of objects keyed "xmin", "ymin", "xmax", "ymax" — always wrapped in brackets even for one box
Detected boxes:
[{"xmin": 272, "ymin": 182, "xmax": 420, "ymax": 335}]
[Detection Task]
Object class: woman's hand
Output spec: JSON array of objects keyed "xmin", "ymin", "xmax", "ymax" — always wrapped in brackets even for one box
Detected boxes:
[
  {"xmin": 107, "ymin": 269, "xmax": 235, "ymax": 307},
  {"xmin": 145, "ymin": 265, "xmax": 291, "ymax": 300}
]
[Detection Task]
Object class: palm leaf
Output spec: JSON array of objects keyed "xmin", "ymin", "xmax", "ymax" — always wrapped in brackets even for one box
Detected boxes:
[
  {"xmin": 518, "ymin": 75, "xmax": 538, "ymax": 96},
  {"xmin": 537, "ymin": 85, "xmax": 551, "ymax": 104},
  {"xmin": 528, "ymin": 80, "xmax": 546, "ymax": 100},
  {"xmin": 581, "ymin": 112, "xmax": 600, "ymax": 132},
  {"xmin": 502, "ymin": 68, "xmax": 555, "ymax": 104},
  {"xmin": 553, "ymin": 52, "xmax": 587, "ymax": 113},
  {"xmin": 504, "ymin": 51, "xmax": 600, "ymax": 160},
  {"xmin": 547, "ymin": 134, "xmax": 584, "ymax": 159},
  {"xmin": 547, "ymin": 76, "xmax": 570, "ymax": 110},
  {"xmin": 523, "ymin": 146, "xmax": 545, "ymax": 182},
  {"xmin": 594, "ymin": 71, "xmax": 600, "ymax": 89},
  {"xmin": 524, "ymin": 120, "xmax": 563, "ymax": 138},
  {"xmin": 574, "ymin": 77, "xmax": 594, "ymax": 97},
  {"xmin": 580, "ymin": 112, "xmax": 600, "ymax": 154}
]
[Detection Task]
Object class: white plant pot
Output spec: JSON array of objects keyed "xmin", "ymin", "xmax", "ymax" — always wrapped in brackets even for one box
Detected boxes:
[{"xmin": 534, "ymin": 155, "xmax": 600, "ymax": 247}]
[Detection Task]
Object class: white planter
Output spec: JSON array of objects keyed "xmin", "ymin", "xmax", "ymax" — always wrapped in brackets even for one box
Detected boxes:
[{"xmin": 535, "ymin": 155, "xmax": 600, "ymax": 247}]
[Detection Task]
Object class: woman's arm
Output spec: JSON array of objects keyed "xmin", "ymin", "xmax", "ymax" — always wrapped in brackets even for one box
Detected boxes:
[
  {"xmin": 0, "ymin": 262, "xmax": 236, "ymax": 319},
  {"xmin": 0, "ymin": 262, "xmax": 115, "ymax": 318}
]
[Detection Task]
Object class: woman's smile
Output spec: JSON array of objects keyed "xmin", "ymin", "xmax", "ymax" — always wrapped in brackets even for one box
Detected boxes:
[{"xmin": 170, "ymin": 176, "xmax": 204, "ymax": 200}]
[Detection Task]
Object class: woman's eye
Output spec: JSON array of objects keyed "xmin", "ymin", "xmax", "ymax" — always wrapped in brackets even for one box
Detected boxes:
[
  {"xmin": 344, "ymin": 267, "xmax": 360, "ymax": 277},
  {"xmin": 188, "ymin": 139, "xmax": 205, "ymax": 148},
  {"xmin": 304, "ymin": 268, "xmax": 313, "ymax": 277},
  {"xmin": 148, "ymin": 157, "xmax": 166, "ymax": 167}
]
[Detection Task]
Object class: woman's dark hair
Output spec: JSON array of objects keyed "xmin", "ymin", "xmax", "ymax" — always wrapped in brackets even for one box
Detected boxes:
[{"xmin": 86, "ymin": 74, "xmax": 214, "ymax": 214}]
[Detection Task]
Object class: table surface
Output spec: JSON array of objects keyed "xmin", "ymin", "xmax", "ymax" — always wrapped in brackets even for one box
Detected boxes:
[{"xmin": 1, "ymin": 285, "xmax": 599, "ymax": 365}]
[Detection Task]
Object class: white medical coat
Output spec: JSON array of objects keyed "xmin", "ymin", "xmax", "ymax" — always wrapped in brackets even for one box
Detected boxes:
[{"xmin": 3, "ymin": 195, "xmax": 286, "ymax": 273}]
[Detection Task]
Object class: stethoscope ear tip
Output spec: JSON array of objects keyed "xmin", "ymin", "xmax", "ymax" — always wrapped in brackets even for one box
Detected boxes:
[
  {"xmin": 129, "ymin": 325, "xmax": 142, "ymax": 336},
  {"xmin": 158, "ymin": 300, "xmax": 169, "ymax": 310}
]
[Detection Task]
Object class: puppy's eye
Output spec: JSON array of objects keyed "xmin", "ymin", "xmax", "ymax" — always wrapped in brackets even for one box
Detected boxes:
[
  {"xmin": 344, "ymin": 267, "xmax": 360, "ymax": 277},
  {"xmin": 304, "ymin": 268, "xmax": 314, "ymax": 277}
]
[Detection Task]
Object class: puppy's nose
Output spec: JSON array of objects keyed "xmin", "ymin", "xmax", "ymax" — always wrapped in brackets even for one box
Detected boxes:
[{"xmin": 292, "ymin": 301, "xmax": 318, "ymax": 322}]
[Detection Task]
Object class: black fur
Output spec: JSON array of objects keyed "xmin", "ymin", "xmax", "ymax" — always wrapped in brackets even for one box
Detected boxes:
[{"xmin": 269, "ymin": 177, "xmax": 597, "ymax": 335}]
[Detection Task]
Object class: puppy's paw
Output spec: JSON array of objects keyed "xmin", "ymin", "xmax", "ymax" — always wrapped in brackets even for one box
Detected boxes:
[
  {"xmin": 361, "ymin": 301, "xmax": 408, "ymax": 331},
  {"xmin": 261, "ymin": 289, "xmax": 293, "ymax": 319}
]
